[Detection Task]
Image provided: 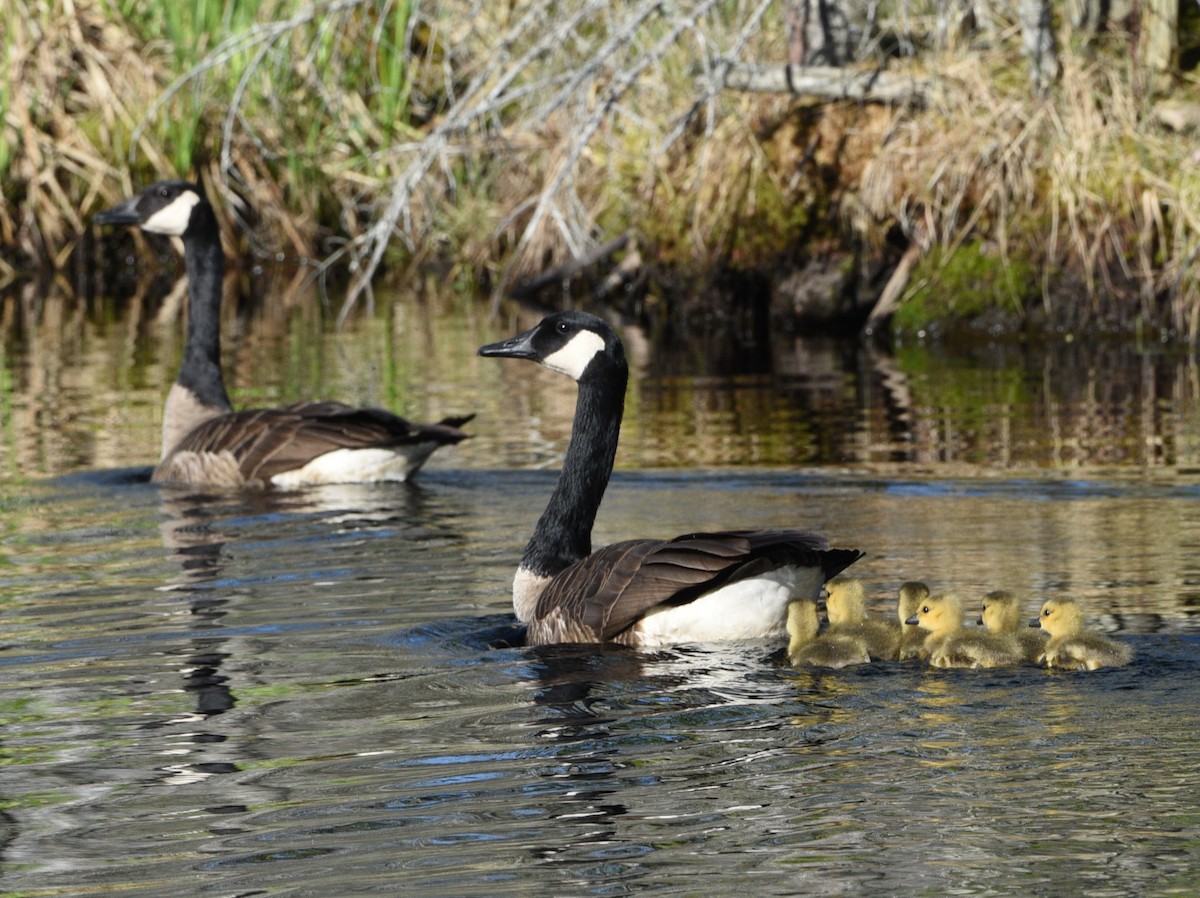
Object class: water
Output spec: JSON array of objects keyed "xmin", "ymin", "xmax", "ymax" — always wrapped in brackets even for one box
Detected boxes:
[{"xmin": 3, "ymin": 286, "xmax": 1200, "ymax": 895}]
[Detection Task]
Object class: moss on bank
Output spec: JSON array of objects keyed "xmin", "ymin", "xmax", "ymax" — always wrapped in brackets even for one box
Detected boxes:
[{"xmin": 893, "ymin": 242, "xmax": 1038, "ymax": 335}]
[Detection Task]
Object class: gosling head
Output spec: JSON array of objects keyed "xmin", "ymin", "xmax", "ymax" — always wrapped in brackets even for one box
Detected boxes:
[
  {"xmin": 979, "ymin": 590, "xmax": 1021, "ymax": 634},
  {"xmin": 907, "ymin": 593, "xmax": 963, "ymax": 634},
  {"xmin": 898, "ymin": 581, "xmax": 930, "ymax": 626},
  {"xmin": 1032, "ymin": 598, "xmax": 1085, "ymax": 639},
  {"xmin": 825, "ymin": 578, "xmax": 867, "ymax": 626},
  {"xmin": 786, "ymin": 598, "xmax": 821, "ymax": 650},
  {"xmin": 94, "ymin": 180, "xmax": 211, "ymax": 238}
]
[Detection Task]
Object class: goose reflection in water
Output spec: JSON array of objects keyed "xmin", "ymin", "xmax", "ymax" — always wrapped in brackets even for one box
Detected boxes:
[
  {"xmin": 517, "ymin": 640, "xmax": 800, "ymax": 867},
  {"xmin": 151, "ymin": 489, "xmax": 253, "ymax": 791},
  {"xmin": 149, "ymin": 484, "xmax": 446, "ymax": 795},
  {"xmin": 519, "ymin": 645, "xmax": 644, "ymax": 861}
]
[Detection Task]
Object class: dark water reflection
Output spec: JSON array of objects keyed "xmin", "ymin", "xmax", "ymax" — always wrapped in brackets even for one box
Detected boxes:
[{"xmin": 2, "ymin": 287, "xmax": 1200, "ymax": 894}]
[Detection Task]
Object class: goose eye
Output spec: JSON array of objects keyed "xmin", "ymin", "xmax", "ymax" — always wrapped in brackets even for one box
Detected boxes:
[
  {"xmin": 555, "ymin": 321, "xmax": 571, "ymax": 334},
  {"xmin": 158, "ymin": 186, "xmax": 170, "ymax": 197}
]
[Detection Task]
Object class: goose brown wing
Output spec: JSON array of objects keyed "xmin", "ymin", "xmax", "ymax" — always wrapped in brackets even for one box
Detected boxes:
[
  {"xmin": 535, "ymin": 529, "xmax": 862, "ymax": 642},
  {"xmin": 166, "ymin": 402, "xmax": 473, "ymax": 483}
]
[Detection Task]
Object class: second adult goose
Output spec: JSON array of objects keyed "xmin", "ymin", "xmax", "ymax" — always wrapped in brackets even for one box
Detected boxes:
[
  {"xmin": 95, "ymin": 180, "xmax": 472, "ymax": 488},
  {"xmin": 478, "ymin": 311, "xmax": 862, "ymax": 646}
]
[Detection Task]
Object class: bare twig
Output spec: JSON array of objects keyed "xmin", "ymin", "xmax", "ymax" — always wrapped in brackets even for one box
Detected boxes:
[{"xmin": 508, "ymin": 233, "xmax": 630, "ymax": 298}]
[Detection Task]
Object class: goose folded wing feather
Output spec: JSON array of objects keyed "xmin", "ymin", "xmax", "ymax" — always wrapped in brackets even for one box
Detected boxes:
[{"xmin": 537, "ymin": 531, "xmax": 846, "ymax": 642}]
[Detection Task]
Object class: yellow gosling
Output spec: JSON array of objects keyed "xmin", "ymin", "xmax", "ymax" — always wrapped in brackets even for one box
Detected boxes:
[
  {"xmin": 787, "ymin": 598, "xmax": 871, "ymax": 669},
  {"xmin": 908, "ymin": 593, "xmax": 1023, "ymax": 669},
  {"xmin": 897, "ymin": 581, "xmax": 931, "ymax": 660},
  {"xmin": 825, "ymin": 578, "xmax": 900, "ymax": 661},
  {"xmin": 978, "ymin": 590, "xmax": 1047, "ymax": 664},
  {"xmin": 1031, "ymin": 598, "xmax": 1133, "ymax": 670}
]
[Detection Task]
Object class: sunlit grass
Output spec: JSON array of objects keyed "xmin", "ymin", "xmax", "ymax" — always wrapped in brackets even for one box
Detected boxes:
[
  {"xmin": 102, "ymin": 0, "xmax": 273, "ymax": 171},
  {"xmin": 0, "ymin": 5, "xmax": 12, "ymax": 184}
]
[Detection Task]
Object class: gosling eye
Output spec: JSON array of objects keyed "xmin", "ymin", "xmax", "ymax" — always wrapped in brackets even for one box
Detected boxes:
[{"xmin": 920, "ymin": 605, "xmax": 930, "ymax": 614}]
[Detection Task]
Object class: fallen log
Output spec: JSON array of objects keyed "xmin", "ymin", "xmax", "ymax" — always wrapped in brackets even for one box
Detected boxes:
[{"xmin": 720, "ymin": 62, "xmax": 930, "ymax": 104}]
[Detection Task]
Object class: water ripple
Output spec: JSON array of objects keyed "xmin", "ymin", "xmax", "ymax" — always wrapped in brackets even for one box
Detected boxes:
[{"xmin": 2, "ymin": 472, "xmax": 1199, "ymax": 896}]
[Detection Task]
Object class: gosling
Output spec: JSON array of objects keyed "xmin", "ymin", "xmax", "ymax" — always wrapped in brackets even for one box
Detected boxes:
[
  {"xmin": 897, "ymin": 581, "xmax": 931, "ymax": 660},
  {"xmin": 787, "ymin": 598, "xmax": 871, "ymax": 669},
  {"xmin": 978, "ymin": 590, "xmax": 1047, "ymax": 664},
  {"xmin": 824, "ymin": 578, "xmax": 900, "ymax": 661},
  {"xmin": 908, "ymin": 593, "xmax": 1023, "ymax": 669},
  {"xmin": 1031, "ymin": 598, "xmax": 1133, "ymax": 670}
]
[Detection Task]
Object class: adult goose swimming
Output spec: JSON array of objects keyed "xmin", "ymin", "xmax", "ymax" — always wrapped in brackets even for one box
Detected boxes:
[
  {"xmin": 94, "ymin": 181, "xmax": 472, "ymax": 488},
  {"xmin": 478, "ymin": 310, "xmax": 862, "ymax": 646}
]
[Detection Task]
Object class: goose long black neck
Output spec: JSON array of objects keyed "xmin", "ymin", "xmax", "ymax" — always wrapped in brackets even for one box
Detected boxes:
[
  {"xmin": 522, "ymin": 357, "xmax": 628, "ymax": 578},
  {"xmin": 178, "ymin": 203, "xmax": 232, "ymax": 412}
]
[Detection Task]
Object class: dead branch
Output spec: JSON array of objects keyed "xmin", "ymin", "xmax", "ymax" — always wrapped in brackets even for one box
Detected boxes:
[
  {"xmin": 864, "ymin": 219, "xmax": 930, "ymax": 332},
  {"xmin": 720, "ymin": 62, "xmax": 930, "ymax": 104},
  {"xmin": 145, "ymin": 0, "xmax": 890, "ymax": 321},
  {"xmin": 508, "ymin": 233, "xmax": 630, "ymax": 299}
]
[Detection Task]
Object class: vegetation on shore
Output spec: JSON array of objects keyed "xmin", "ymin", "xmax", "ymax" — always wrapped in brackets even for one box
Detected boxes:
[{"xmin": 3, "ymin": 0, "xmax": 1200, "ymax": 340}]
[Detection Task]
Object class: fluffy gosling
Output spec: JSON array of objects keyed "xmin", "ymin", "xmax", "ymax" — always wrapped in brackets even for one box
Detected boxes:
[
  {"xmin": 825, "ymin": 578, "xmax": 900, "ymax": 661},
  {"xmin": 978, "ymin": 590, "xmax": 1047, "ymax": 664},
  {"xmin": 897, "ymin": 581, "xmax": 931, "ymax": 661},
  {"xmin": 1031, "ymin": 598, "xmax": 1133, "ymax": 670},
  {"xmin": 787, "ymin": 598, "xmax": 871, "ymax": 669}
]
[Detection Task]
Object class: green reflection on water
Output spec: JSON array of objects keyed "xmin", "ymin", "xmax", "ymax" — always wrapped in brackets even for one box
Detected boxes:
[{"xmin": 4, "ymin": 280, "xmax": 1200, "ymax": 479}]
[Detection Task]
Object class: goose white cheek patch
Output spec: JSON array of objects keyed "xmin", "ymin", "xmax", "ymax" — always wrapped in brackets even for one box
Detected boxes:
[
  {"xmin": 142, "ymin": 192, "xmax": 201, "ymax": 236},
  {"xmin": 542, "ymin": 330, "xmax": 606, "ymax": 380}
]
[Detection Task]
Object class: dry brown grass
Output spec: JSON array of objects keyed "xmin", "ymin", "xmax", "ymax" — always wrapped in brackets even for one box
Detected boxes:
[
  {"xmin": 1, "ymin": 0, "xmax": 170, "ymax": 280},
  {"xmin": 854, "ymin": 43, "xmax": 1200, "ymax": 337}
]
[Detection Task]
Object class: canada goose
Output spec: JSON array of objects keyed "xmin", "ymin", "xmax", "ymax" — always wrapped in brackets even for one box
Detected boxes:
[
  {"xmin": 787, "ymin": 597, "xmax": 871, "ymax": 668},
  {"xmin": 94, "ymin": 181, "xmax": 472, "ymax": 488},
  {"xmin": 978, "ymin": 589, "xmax": 1046, "ymax": 664},
  {"xmin": 896, "ymin": 580, "xmax": 930, "ymax": 660},
  {"xmin": 1031, "ymin": 598, "xmax": 1133, "ymax": 670},
  {"xmin": 907, "ymin": 593, "xmax": 1022, "ymax": 669},
  {"xmin": 478, "ymin": 311, "xmax": 862, "ymax": 646},
  {"xmin": 824, "ymin": 578, "xmax": 899, "ymax": 660}
]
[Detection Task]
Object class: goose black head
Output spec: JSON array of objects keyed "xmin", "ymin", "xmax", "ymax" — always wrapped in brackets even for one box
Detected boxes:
[
  {"xmin": 94, "ymin": 181, "xmax": 210, "ymax": 238},
  {"xmin": 479, "ymin": 311, "xmax": 626, "ymax": 382}
]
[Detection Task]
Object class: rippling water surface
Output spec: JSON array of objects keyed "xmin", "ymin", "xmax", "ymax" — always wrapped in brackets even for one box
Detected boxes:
[
  {"xmin": 2, "ymin": 289, "xmax": 1200, "ymax": 895},
  {"xmin": 3, "ymin": 468, "xmax": 1198, "ymax": 896}
]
